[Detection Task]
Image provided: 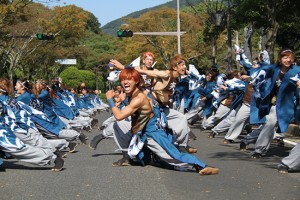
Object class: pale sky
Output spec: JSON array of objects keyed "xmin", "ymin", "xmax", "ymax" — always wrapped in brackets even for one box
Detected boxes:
[{"xmin": 49, "ymin": 0, "xmax": 172, "ymax": 26}]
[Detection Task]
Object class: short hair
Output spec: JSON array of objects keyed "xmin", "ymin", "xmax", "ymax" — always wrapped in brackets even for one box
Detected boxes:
[
  {"xmin": 169, "ymin": 54, "xmax": 187, "ymax": 70},
  {"xmin": 119, "ymin": 68, "xmax": 140, "ymax": 84},
  {"xmin": 276, "ymin": 49, "xmax": 295, "ymax": 65},
  {"xmin": 143, "ymin": 52, "xmax": 155, "ymax": 60}
]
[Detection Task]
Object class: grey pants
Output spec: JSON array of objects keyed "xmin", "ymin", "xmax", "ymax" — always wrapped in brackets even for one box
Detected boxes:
[
  {"xmin": 76, "ymin": 116, "xmax": 92, "ymax": 128},
  {"xmin": 173, "ymin": 98, "xmax": 185, "ymax": 114},
  {"xmin": 212, "ymin": 108, "xmax": 237, "ymax": 135},
  {"xmin": 254, "ymin": 106, "xmax": 277, "ymax": 155},
  {"xmin": 242, "ymin": 106, "xmax": 277, "ymax": 155},
  {"xmin": 59, "ymin": 116, "xmax": 92, "ymax": 130},
  {"xmin": 14, "ymin": 128, "xmax": 56, "ymax": 152},
  {"xmin": 5, "ymin": 144, "xmax": 56, "ymax": 166},
  {"xmin": 282, "ymin": 142, "xmax": 300, "ymax": 170},
  {"xmin": 185, "ymin": 107, "xmax": 202, "ymax": 122},
  {"xmin": 164, "ymin": 108, "xmax": 190, "ymax": 147},
  {"xmin": 113, "ymin": 118, "xmax": 132, "ymax": 151},
  {"xmin": 102, "ymin": 116, "xmax": 117, "ymax": 138},
  {"xmin": 225, "ymin": 103, "xmax": 250, "ymax": 140},
  {"xmin": 14, "ymin": 128, "xmax": 68, "ymax": 152},
  {"xmin": 202, "ymin": 104, "xmax": 230, "ymax": 130},
  {"xmin": 59, "ymin": 129, "xmax": 80, "ymax": 141},
  {"xmin": 42, "ymin": 128, "xmax": 80, "ymax": 142},
  {"xmin": 79, "ymin": 110, "xmax": 90, "ymax": 117},
  {"xmin": 147, "ymin": 137, "xmax": 193, "ymax": 170},
  {"xmin": 58, "ymin": 116, "xmax": 72, "ymax": 129},
  {"xmin": 241, "ymin": 125, "xmax": 264, "ymax": 144}
]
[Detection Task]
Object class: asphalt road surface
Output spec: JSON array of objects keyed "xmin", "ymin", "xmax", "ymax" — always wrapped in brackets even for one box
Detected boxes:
[{"xmin": 1, "ymin": 111, "xmax": 300, "ymax": 200}]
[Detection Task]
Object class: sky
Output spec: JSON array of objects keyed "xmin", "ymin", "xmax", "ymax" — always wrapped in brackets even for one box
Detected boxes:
[{"xmin": 48, "ymin": 0, "xmax": 172, "ymax": 26}]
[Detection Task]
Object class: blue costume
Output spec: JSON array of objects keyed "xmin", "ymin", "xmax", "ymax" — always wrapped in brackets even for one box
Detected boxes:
[
  {"xmin": 198, "ymin": 80, "xmax": 216, "ymax": 118},
  {"xmin": 130, "ymin": 106, "xmax": 207, "ymax": 169},
  {"xmin": 252, "ymin": 63, "xmax": 300, "ymax": 133},
  {"xmin": 37, "ymin": 90, "xmax": 65, "ymax": 130}
]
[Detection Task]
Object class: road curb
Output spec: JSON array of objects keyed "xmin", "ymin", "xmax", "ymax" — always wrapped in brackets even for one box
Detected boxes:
[
  {"xmin": 286, "ymin": 124, "xmax": 300, "ymax": 137},
  {"xmin": 284, "ymin": 124, "xmax": 300, "ymax": 146}
]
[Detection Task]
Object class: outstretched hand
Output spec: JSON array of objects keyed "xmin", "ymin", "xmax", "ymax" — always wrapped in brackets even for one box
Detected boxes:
[{"xmin": 109, "ymin": 59, "xmax": 124, "ymax": 70}]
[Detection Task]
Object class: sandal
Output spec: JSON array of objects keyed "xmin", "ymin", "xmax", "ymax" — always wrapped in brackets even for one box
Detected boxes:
[
  {"xmin": 251, "ymin": 152, "xmax": 262, "ymax": 159},
  {"xmin": 208, "ymin": 132, "xmax": 216, "ymax": 138},
  {"xmin": 277, "ymin": 163, "xmax": 289, "ymax": 174},
  {"xmin": 223, "ymin": 139, "xmax": 233, "ymax": 144},
  {"xmin": 112, "ymin": 157, "xmax": 131, "ymax": 167}
]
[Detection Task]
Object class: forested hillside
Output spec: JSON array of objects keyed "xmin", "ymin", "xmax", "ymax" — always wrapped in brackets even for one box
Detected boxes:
[{"xmin": 102, "ymin": 0, "xmax": 203, "ymax": 35}]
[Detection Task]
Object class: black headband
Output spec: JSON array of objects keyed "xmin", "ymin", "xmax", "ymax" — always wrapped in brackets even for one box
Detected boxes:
[{"xmin": 18, "ymin": 80, "xmax": 29, "ymax": 90}]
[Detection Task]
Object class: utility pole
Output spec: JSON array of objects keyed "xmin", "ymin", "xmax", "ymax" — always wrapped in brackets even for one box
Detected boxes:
[
  {"xmin": 95, "ymin": 66, "xmax": 99, "ymax": 90},
  {"xmin": 177, "ymin": 0, "xmax": 181, "ymax": 54},
  {"xmin": 227, "ymin": 8, "xmax": 232, "ymax": 71}
]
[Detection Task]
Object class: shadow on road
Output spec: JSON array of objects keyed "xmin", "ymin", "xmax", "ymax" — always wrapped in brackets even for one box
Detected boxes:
[
  {"xmin": 2, "ymin": 160, "xmax": 53, "ymax": 171},
  {"xmin": 91, "ymin": 152, "xmax": 122, "ymax": 157}
]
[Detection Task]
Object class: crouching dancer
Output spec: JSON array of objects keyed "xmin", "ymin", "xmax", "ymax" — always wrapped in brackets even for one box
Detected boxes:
[
  {"xmin": 0, "ymin": 123, "xmax": 64, "ymax": 172},
  {"xmin": 106, "ymin": 68, "xmax": 219, "ymax": 175}
]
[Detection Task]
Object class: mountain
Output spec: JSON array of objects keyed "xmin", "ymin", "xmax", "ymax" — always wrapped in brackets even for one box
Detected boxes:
[{"xmin": 101, "ymin": 0, "xmax": 203, "ymax": 36}]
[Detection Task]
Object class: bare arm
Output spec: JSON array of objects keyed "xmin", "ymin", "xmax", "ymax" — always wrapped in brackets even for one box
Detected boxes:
[
  {"xmin": 134, "ymin": 67, "xmax": 169, "ymax": 79},
  {"xmin": 241, "ymin": 75, "xmax": 250, "ymax": 80},
  {"xmin": 106, "ymin": 90, "xmax": 143, "ymax": 121},
  {"xmin": 219, "ymin": 84, "xmax": 227, "ymax": 91},
  {"xmin": 109, "ymin": 59, "xmax": 125, "ymax": 70}
]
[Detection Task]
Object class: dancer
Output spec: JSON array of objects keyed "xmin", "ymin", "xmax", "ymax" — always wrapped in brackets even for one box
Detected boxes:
[
  {"xmin": 105, "ymin": 67, "xmax": 219, "ymax": 175},
  {"xmin": 240, "ymin": 49, "xmax": 300, "ymax": 158}
]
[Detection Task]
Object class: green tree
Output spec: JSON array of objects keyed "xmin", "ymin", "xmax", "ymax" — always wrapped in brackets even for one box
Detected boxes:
[
  {"xmin": 0, "ymin": 2, "xmax": 98, "ymax": 82},
  {"xmin": 60, "ymin": 66, "xmax": 96, "ymax": 89},
  {"xmin": 86, "ymin": 12, "xmax": 101, "ymax": 34},
  {"xmin": 116, "ymin": 8, "xmax": 208, "ymax": 69},
  {"xmin": 232, "ymin": 0, "xmax": 300, "ymax": 63},
  {"xmin": 81, "ymin": 31, "xmax": 121, "ymax": 70}
]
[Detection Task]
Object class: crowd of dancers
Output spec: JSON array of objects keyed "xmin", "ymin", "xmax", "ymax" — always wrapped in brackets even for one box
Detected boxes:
[
  {"xmin": 91, "ymin": 49, "xmax": 300, "ymax": 175},
  {"xmin": 1, "ymin": 47, "xmax": 300, "ymax": 175},
  {"xmin": 0, "ymin": 78, "xmax": 109, "ymax": 172}
]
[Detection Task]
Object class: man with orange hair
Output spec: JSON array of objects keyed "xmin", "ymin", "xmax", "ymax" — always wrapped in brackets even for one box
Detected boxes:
[
  {"xmin": 110, "ymin": 54, "xmax": 196, "ymax": 155},
  {"xmin": 105, "ymin": 67, "xmax": 219, "ymax": 175},
  {"xmin": 89, "ymin": 52, "xmax": 157, "ymax": 161}
]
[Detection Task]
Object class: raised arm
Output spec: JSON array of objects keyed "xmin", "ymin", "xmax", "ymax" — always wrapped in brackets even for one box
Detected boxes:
[
  {"xmin": 109, "ymin": 59, "xmax": 125, "ymax": 70},
  {"xmin": 134, "ymin": 67, "xmax": 169, "ymax": 79}
]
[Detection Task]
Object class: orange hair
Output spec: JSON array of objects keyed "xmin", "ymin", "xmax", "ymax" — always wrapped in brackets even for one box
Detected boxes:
[
  {"xmin": 119, "ymin": 68, "xmax": 140, "ymax": 85},
  {"xmin": 143, "ymin": 52, "xmax": 155, "ymax": 60}
]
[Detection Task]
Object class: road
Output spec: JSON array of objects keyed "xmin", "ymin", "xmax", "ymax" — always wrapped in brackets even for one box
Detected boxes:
[{"xmin": 1, "ymin": 111, "xmax": 300, "ymax": 200}]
